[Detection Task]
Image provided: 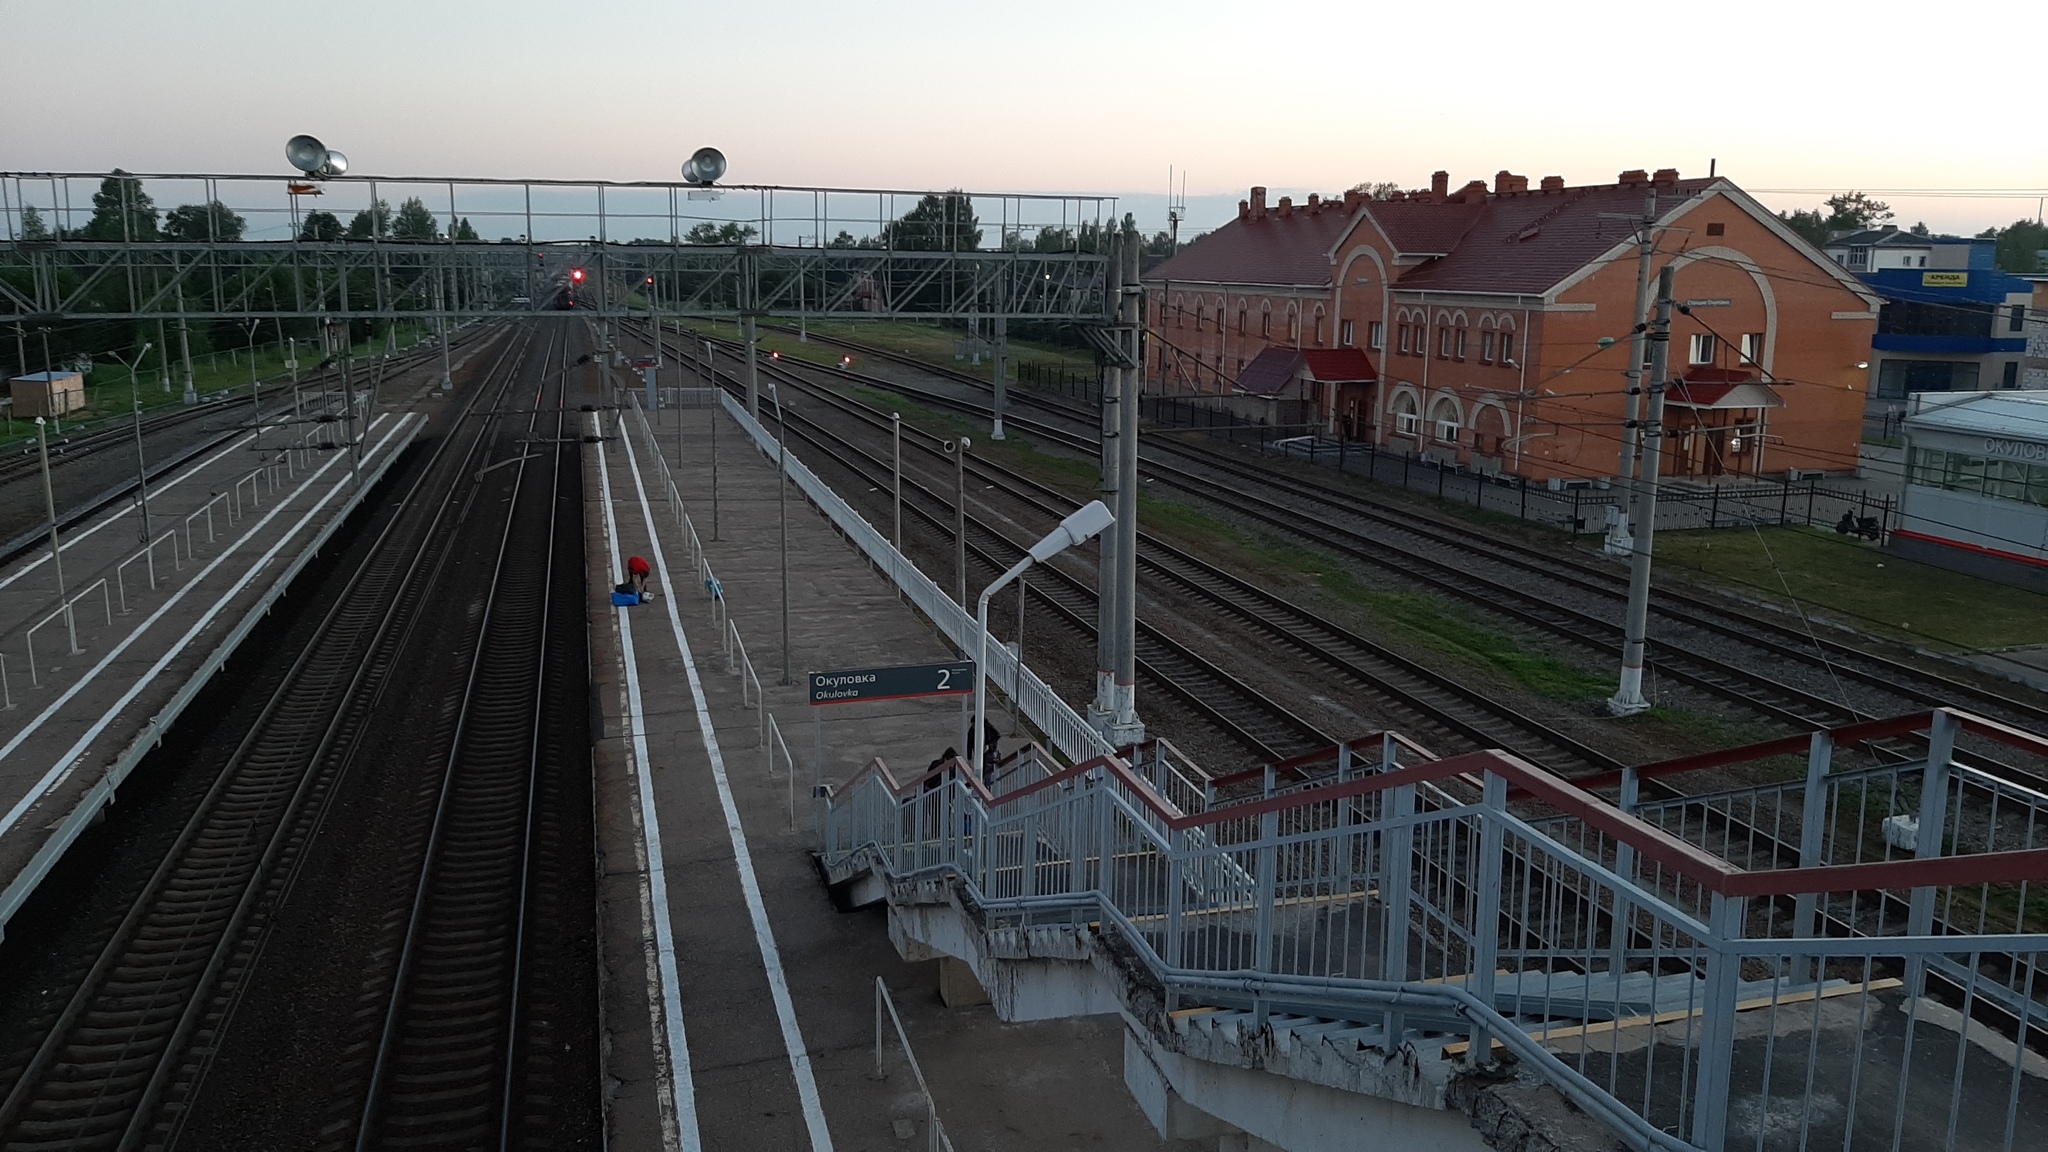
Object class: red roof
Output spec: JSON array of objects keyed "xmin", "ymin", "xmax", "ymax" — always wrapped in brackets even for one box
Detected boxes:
[
  {"xmin": 1237, "ymin": 347, "xmax": 1302, "ymax": 395},
  {"xmin": 1679, "ymin": 366, "xmax": 1758, "ymax": 384},
  {"xmin": 1299, "ymin": 348, "xmax": 1377, "ymax": 382},
  {"xmin": 1392, "ymin": 179, "xmax": 1721, "ymax": 295},
  {"xmin": 1364, "ymin": 199, "xmax": 1486, "ymax": 256},
  {"xmin": 1666, "ymin": 378, "xmax": 1785, "ymax": 409},
  {"xmin": 1146, "ymin": 204, "xmax": 1358, "ymax": 287}
]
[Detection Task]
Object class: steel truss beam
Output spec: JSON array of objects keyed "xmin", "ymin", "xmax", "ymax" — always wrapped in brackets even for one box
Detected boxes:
[{"xmin": 0, "ymin": 242, "xmax": 1111, "ymax": 324}]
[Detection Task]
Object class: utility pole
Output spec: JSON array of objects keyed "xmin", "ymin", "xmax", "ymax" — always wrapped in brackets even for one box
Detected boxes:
[
  {"xmin": 35, "ymin": 417, "xmax": 76, "ymax": 654},
  {"xmin": 1110, "ymin": 227, "xmax": 1144, "ymax": 744},
  {"xmin": 1605, "ymin": 188, "xmax": 1659, "ymax": 558},
  {"xmin": 1609, "ymin": 265, "xmax": 1674, "ymax": 717},
  {"xmin": 743, "ymin": 314, "xmax": 761, "ymax": 420},
  {"xmin": 111, "ymin": 342, "xmax": 154, "ymax": 541},
  {"xmin": 176, "ymin": 281, "xmax": 196, "ymax": 405},
  {"xmin": 991, "ymin": 308, "xmax": 1008, "ymax": 440},
  {"xmin": 774, "ymin": 381, "xmax": 792, "ymax": 685},
  {"xmin": 705, "ymin": 338, "xmax": 721, "ymax": 541},
  {"xmin": 1089, "ymin": 229, "xmax": 1145, "ymax": 746},
  {"xmin": 892, "ymin": 413, "xmax": 903, "ymax": 553},
  {"xmin": 950, "ymin": 436, "xmax": 971, "ymax": 607}
]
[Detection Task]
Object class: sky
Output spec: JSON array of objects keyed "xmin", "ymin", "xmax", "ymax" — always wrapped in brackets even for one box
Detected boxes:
[{"xmin": 3, "ymin": 0, "xmax": 2044, "ymax": 238}]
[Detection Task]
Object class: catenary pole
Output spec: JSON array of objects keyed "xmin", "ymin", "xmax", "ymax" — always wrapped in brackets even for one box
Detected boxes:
[
  {"xmin": 35, "ymin": 418, "xmax": 77, "ymax": 654},
  {"xmin": 1111, "ymin": 227, "xmax": 1144, "ymax": 741},
  {"xmin": 952, "ymin": 437, "xmax": 971, "ymax": 607},
  {"xmin": 775, "ymin": 381, "xmax": 792, "ymax": 685},
  {"xmin": 1607, "ymin": 188, "xmax": 1659, "ymax": 556},
  {"xmin": 1609, "ymin": 265, "xmax": 1675, "ymax": 716},
  {"xmin": 1089, "ymin": 231, "xmax": 1126, "ymax": 734}
]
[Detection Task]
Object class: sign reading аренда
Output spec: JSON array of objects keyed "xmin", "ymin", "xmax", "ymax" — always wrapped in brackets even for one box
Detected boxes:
[{"xmin": 809, "ymin": 661, "xmax": 976, "ymax": 705}]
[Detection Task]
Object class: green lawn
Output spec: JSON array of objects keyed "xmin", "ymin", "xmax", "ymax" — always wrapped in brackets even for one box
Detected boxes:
[
  {"xmin": 682, "ymin": 318, "xmax": 1096, "ymax": 384},
  {"xmin": 3, "ymin": 324, "xmax": 435, "ymax": 451},
  {"xmin": 1651, "ymin": 525, "xmax": 2048, "ymax": 651}
]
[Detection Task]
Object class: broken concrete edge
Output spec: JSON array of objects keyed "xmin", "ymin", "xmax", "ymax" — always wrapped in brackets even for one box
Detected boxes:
[{"xmin": 851, "ymin": 864, "xmax": 1627, "ymax": 1151}]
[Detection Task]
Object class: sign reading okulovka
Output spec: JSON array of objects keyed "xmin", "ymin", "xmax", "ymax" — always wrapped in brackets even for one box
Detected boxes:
[{"xmin": 808, "ymin": 661, "xmax": 975, "ymax": 705}]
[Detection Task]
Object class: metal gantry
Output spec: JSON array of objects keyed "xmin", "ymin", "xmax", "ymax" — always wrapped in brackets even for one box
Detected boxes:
[{"xmin": 0, "ymin": 171, "xmax": 1118, "ymax": 323}]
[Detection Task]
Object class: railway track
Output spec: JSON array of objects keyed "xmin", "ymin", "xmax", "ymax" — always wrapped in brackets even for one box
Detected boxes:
[
  {"xmin": 775, "ymin": 326, "xmax": 2048, "ymax": 727},
  {"xmin": 735, "ymin": 327, "xmax": 2048, "ymax": 786},
  {"xmin": 631, "ymin": 320, "xmax": 1627, "ymax": 776},
  {"xmin": 0, "ymin": 326, "xmax": 549, "ymax": 1150},
  {"xmin": 351, "ymin": 337, "xmax": 578, "ymax": 1150}
]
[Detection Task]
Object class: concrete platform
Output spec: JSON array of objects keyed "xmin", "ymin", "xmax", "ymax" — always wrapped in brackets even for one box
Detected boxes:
[
  {"xmin": 586, "ymin": 383, "xmax": 1202, "ymax": 1150},
  {"xmin": 0, "ymin": 411, "xmax": 422, "ymax": 937}
]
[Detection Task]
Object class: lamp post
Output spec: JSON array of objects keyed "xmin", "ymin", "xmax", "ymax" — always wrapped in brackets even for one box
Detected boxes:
[
  {"xmin": 772, "ymin": 379, "xmax": 792, "ymax": 685},
  {"xmin": 1609, "ymin": 265, "xmax": 1675, "ymax": 716},
  {"xmin": 948, "ymin": 437, "xmax": 971, "ymax": 607},
  {"xmin": 974, "ymin": 501, "xmax": 1114, "ymax": 772},
  {"xmin": 108, "ymin": 342, "xmax": 154, "ymax": 541},
  {"xmin": 34, "ymin": 417, "xmax": 77, "ymax": 654}
]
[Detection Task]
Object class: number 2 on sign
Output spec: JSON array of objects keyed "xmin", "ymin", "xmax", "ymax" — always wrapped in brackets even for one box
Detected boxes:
[{"xmin": 936, "ymin": 668, "xmax": 952, "ymax": 690}]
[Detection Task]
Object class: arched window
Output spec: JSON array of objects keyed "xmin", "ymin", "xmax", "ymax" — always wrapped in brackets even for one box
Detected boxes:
[
  {"xmin": 1260, "ymin": 306, "xmax": 1272, "ymax": 338},
  {"xmin": 1237, "ymin": 306, "xmax": 1247, "ymax": 335},
  {"xmin": 1391, "ymin": 390, "xmax": 1421, "ymax": 437},
  {"xmin": 1429, "ymin": 395, "xmax": 1464, "ymax": 444}
]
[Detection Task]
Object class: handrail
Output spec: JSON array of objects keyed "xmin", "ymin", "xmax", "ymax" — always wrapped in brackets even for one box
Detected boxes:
[{"xmin": 872, "ymin": 977, "xmax": 956, "ymax": 1152}]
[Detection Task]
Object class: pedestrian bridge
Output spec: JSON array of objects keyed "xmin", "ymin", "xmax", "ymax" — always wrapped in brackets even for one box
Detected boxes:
[{"xmin": 818, "ymin": 710, "xmax": 2048, "ymax": 1152}]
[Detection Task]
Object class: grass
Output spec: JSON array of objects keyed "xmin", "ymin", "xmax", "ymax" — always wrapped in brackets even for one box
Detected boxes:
[
  {"xmin": 1651, "ymin": 524, "xmax": 2048, "ymax": 651},
  {"xmin": 685, "ymin": 317, "xmax": 1097, "ymax": 383},
  {"xmin": 2, "ymin": 323, "xmax": 436, "ymax": 451},
  {"xmin": 848, "ymin": 383, "xmax": 1101, "ymax": 491},
  {"xmin": 1141, "ymin": 507, "xmax": 1613, "ymax": 703}
]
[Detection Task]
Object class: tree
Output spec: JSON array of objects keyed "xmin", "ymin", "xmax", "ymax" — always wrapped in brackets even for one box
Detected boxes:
[
  {"xmin": 827, "ymin": 229, "xmax": 863, "ymax": 248},
  {"xmin": 683, "ymin": 221, "xmax": 758, "ymax": 244},
  {"xmin": 299, "ymin": 210, "xmax": 343, "ymax": 241},
  {"xmin": 19, "ymin": 205, "xmax": 49, "ymax": 240},
  {"xmin": 392, "ymin": 196, "xmax": 439, "ymax": 241},
  {"xmin": 1910, "ymin": 221, "xmax": 1931, "ymax": 236},
  {"xmin": 452, "ymin": 217, "xmax": 480, "ymax": 241},
  {"xmin": 1348, "ymin": 180, "xmax": 1402, "ymax": 200},
  {"xmin": 1780, "ymin": 190, "xmax": 1893, "ymax": 247},
  {"xmin": 346, "ymin": 198, "xmax": 392, "ymax": 240},
  {"xmin": 163, "ymin": 200, "xmax": 246, "ymax": 242},
  {"xmin": 1988, "ymin": 219, "xmax": 2048, "ymax": 273},
  {"xmin": 81, "ymin": 170, "xmax": 159, "ymax": 241},
  {"xmin": 882, "ymin": 192, "xmax": 981, "ymax": 251}
]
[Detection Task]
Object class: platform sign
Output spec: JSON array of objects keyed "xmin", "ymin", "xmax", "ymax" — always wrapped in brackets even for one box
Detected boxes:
[{"xmin": 809, "ymin": 661, "xmax": 974, "ymax": 705}]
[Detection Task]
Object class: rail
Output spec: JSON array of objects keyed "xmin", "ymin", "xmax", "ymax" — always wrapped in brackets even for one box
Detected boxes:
[
  {"xmin": 114, "ymin": 529, "xmax": 183, "ymax": 614},
  {"xmin": 24, "ymin": 579, "xmax": 110, "ymax": 686},
  {"xmin": 872, "ymin": 977, "xmax": 957, "ymax": 1152},
  {"xmin": 820, "ymin": 709, "xmax": 2048, "ymax": 1152},
  {"xmin": 766, "ymin": 712, "xmax": 800, "ymax": 831}
]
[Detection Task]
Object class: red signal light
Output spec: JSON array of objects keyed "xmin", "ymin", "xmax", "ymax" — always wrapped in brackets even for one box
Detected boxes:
[
  {"xmin": 645, "ymin": 276, "xmax": 655, "ymax": 285},
  {"xmin": 571, "ymin": 268, "xmax": 585, "ymax": 282},
  {"xmin": 770, "ymin": 350, "xmax": 781, "ymax": 360}
]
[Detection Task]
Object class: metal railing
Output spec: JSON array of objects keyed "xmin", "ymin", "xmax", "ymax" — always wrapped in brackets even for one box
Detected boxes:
[
  {"xmin": 719, "ymin": 391, "xmax": 1114, "ymax": 769},
  {"xmin": 820, "ymin": 710, "xmax": 2048, "ymax": 1152},
  {"xmin": 872, "ymin": 977, "xmax": 957, "ymax": 1152}
]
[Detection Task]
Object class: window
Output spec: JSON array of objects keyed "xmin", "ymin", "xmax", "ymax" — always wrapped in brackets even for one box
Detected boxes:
[
  {"xmin": 1919, "ymin": 256, "xmax": 1927, "ymax": 267},
  {"xmin": 1706, "ymin": 222, "xmax": 1726, "ymax": 237},
  {"xmin": 1174, "ymin": 304, "xmax": 1184, "ymax": 328},
  {"xmin": 1260, "ymin": 311, "xmax": 1271, "ymax": 338},
  {"xmin": 1368, "ymin": 321, "xmax": 1385, "ymax": 350},
  {"xmin": 1237, "ymin": 308, "xmax": 1246, "ymax": 335},
  {"xmin": 2012, "ymin": 306, "xmax": 2027, "ymax": 333},
  {"xmin": 1396, "ymin": 411, "xmax": 1420, "ymax": 435},
  {"xmin": 1288, "ymin": 313, "xmax": 1300, "ymax": 342},
  {"xmin": 1454, "ymin": 329, "xmax": 1468, "ymax": 359},
  {"xmin": 1313, "ymin": 316, "xmax": 1325, "ymax": 346},
  {"xmin": 1500, "ymin": 333, "xmax": 1516, "ymax": 364},
  {"xmin": 1480, "ymin": 332, "xmax": 1495, "ymax": 362},
  {"xmin": 1846, "ymin": 247, "xmax": 1870, "ymax": 270},
  {"xmin": 1739, "ymin": 333, "xmax": 1764, "ymax": 365},
  {"xmin": 1340, "ymin": 320, "xmax": 1355, "ymax": 346},
  {"xmin": 1397, "ymin": 324, "xmax": 1410, "ymax": 354},
  {"xmin": 1436, "ymin": 418, "xmax": 1461, "ymax": 444},
  {"xmin": 1689, "ymin": 333, "xmax": 1717, "ymax": 365},
  {"xmin": 1438, "ymin": 327, "xmax": 1452, "ymax": 358},
  {"xmin": 1876, "ymin": 359, "xmax": 1981, "ymax": 397}
]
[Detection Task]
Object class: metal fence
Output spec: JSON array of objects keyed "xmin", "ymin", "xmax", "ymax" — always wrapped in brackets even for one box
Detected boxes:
[
  {"xmin": 1137, "ymin": 400, "xmax": 1897, "ymax": 537},
  {"xmin": 820, "ymin": 710, "xmax": 2048, "ymax": 1152}
]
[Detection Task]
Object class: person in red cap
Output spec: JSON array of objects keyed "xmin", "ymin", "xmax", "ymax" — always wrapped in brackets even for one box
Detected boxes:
[{"xmin": 625, "ymin": 554, "xmax": 652, "ymax": 596}]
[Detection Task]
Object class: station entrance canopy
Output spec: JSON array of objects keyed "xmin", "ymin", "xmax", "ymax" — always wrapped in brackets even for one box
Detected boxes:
[{"xmin": 0, "ymin": 172, "xmax": 1119, "ymax": 323}]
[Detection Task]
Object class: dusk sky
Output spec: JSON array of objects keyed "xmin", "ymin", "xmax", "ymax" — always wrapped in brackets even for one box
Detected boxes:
[{"xmin": 4, "ymin": 0, "xmax": 2044, "ymax": 237}]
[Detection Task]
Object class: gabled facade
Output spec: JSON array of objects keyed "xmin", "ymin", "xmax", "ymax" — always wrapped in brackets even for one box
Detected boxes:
[{"xmin": 1144, "ymin": 168, "xmax": 1882, "ymax": 483}]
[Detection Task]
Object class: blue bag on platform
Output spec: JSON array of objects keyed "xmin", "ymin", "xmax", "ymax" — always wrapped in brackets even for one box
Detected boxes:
[{"xmin": 611, "ymin": 591, "xmax": 640, "ymax": 607}]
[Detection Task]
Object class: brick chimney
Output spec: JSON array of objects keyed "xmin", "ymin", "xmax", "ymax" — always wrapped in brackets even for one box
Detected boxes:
[
  {"xmin": 1448, "ymin": 179, "xmax": 1488, "ymax": 204},
  {"xmin": 1342, "ymin": 188, "xmax": 1363, "ymax": 211},
  {"xmin": 1250, "ymin": 186, "xmax": 1268, "ymax": 220},
  {"xmin": 1238, "ymin": 199, "xmax": 1250, "ymax": 221},
  {"xmin": 1306, "ymin": 192, "xmax": 1321, "ymax": 214},
  {"xmin": 1495, "ymin": 171, "xmax": 1530, "ymax": 195},
  {"xmin": 1430, "ymin": 170, "xmax": 1450, "ymax": 200},
  {"xmin": 1539, "ymin": 175, "xmax": 1565, "ymax": 192},
  {"xmin": 1652, "ymin": 167, "xmax": 1680, "ymax": 186},
  {"xmin": 1278, "ymin": 195, "xmax": 1293, "ymax": 218},
  {"xmin": 1618, "ymin": 168, "xmax": 1649, "ymax": 186}
]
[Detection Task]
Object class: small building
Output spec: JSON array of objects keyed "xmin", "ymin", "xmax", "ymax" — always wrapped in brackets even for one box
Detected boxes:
[
  {"xmin": 1893, "ymin": 390, "xmax": 2048, "ymax": 589},
  {"xmin": 9, "ymin": 371, "xmax": 85, "ymax": 418}
]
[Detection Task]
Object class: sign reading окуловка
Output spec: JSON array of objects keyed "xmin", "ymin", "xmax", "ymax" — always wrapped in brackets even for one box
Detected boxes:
[{"xmin": 808, "ymin": 661, "xmax": 975, "ymax": 705}]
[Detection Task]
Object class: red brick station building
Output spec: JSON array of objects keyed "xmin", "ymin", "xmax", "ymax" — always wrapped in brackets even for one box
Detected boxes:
[{"xmin": 1143, "ymin": 168, "xmax": 1881, "ymax": 484}]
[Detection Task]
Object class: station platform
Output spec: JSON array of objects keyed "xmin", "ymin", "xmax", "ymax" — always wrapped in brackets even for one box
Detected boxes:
[
  {"xmin": 0, "ymin": 411, "xmax": 422, "ymax": 936},
  {"xmin": 584, "ymin": 385, "xmax": 1195, "ymax": 1150}
]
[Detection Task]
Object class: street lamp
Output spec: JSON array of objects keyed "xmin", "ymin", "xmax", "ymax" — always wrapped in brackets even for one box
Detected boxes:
[
  {"xmin": 107, "ymin": 342, "xmax": 154, "ymax": 541},
  {"xmin": 285, "ymin": 134, "xmax": 348, "ymax": 178},
  {"xmin": 974, "ymin": 500, "xmax": 1114, "ymax": 773}
]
